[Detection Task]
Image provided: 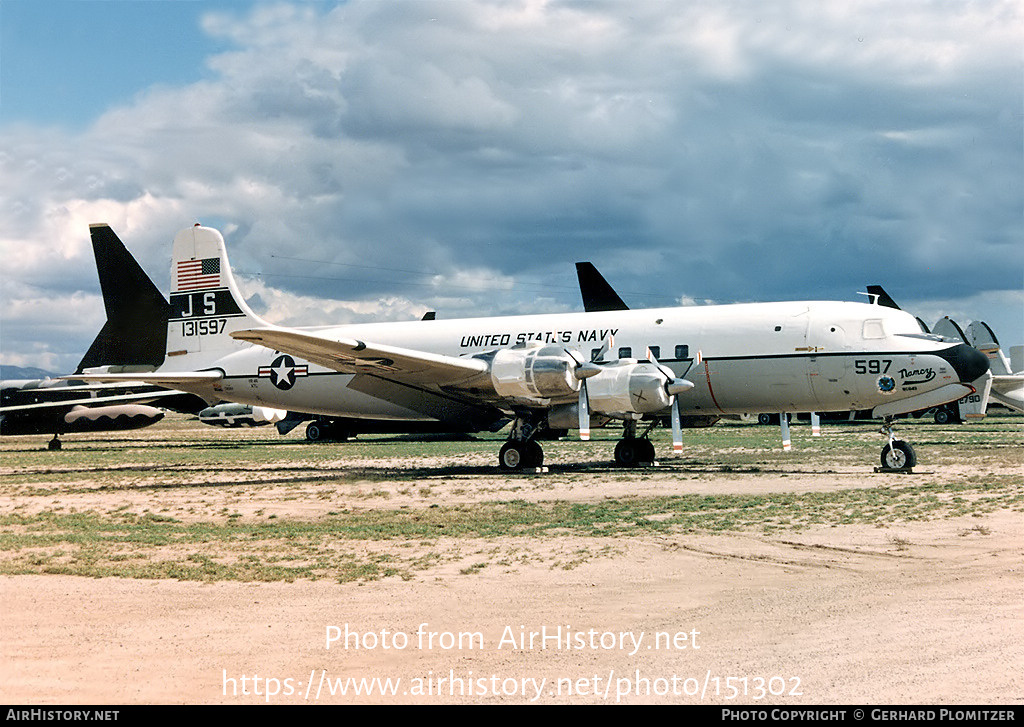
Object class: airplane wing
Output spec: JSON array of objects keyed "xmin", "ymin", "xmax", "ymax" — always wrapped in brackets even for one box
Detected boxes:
[
  {"xmin": 63, "ymin": 371, "xmax": 224, "ymax": 387},
  {"xmin": 231, "ymin": 327, "xmax": 489, "ymax": 387},
  {"xmin": 1, "ymin": 388, "xmax": 196, "ymax": 414},
  {"xmin": 989, "ymin": 374, "xmax": 1024, "ymax": 412}
]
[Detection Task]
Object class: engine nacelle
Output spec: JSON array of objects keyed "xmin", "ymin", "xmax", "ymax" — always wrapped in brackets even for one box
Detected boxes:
[
  {"xmin": 490, "ymin": 345, "xmax": 582, "ymax": 403},
  {"xmin": 586, "ymin": 361, "xmax": 672, "ymax": 415}
]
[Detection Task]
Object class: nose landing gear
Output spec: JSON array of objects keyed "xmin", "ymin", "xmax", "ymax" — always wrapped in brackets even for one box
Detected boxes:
[{"xmin": 877, "ymin": 418, "xmax": 917, "ymax": 472}]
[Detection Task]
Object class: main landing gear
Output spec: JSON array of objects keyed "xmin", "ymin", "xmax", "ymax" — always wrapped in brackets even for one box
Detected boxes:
[
  {"xmin": 305, "ymin": 419, "xmax": 350, "ymax": 442},
  {"xmin": 498, "ymin": 414, "xmax": 545, "ymax": 471},
  {"xmin": 878, "ymin": 417, "xmax": 917, "ymax": 472},
  {"xmin": 612, "ymin": 418, "xmax": 656, "ymax": 467},
  {"xmin": 496, "ymin": 413, "xmax": 659, "ymax": 471}
]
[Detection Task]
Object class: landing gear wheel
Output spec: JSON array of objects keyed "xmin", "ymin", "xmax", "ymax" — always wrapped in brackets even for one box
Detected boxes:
[
  {"xmin": 306, "ymin": 421, "xmax": 349, "ymax": 442},
  {"xmin": 47, "ymin": 436, "xmax": 62, "ymax": 451},
  {"xmin": 933, "ymin": 408, "xmax": 958, "ymax": 425},
  {"xmin": 525, "ymin": 440, "xmax": 544, "ymax": 468},
  {"xmin": 499, "ymin": 441, "xmax": 544, "ymax": 470},
  {"xmin": 305, "ymin": 422, "xmax": 325, "ymax": 442},
  {"xmin": 881, "ymin": 440, "xmax": 916, "ymax": 470},
  {"xmin": 614, "ymin": 438, "xmax": 655, "ymax": 467}
]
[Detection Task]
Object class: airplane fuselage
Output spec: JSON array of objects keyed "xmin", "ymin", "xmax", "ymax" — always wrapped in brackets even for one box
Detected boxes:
[{"xmin": 171, "ymin": 300, "xmax": 979, "ymax": 424}]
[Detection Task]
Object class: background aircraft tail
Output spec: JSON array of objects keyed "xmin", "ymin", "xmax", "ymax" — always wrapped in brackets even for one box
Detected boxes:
[
  {"xmin": 76, "ymin": 225, "xmax": 172, "ymax": 373},
  {"xmin": 966, "ymin": 321, "xmax": 1013, "ymax": 376},
  {"xmin": 164, "ymin": 225, "xmax": 271, "ymax": 369},
  {"xmin": 576, "ymin": 262, "xmax": 630, "ymax": 312}
]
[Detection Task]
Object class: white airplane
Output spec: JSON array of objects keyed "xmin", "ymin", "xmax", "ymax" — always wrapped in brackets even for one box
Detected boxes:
[{"xmin": 73, "ymin": 223, "xmax": 989, "ymax": 471}]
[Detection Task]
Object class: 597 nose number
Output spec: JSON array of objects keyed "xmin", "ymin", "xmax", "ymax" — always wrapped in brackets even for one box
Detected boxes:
[{"xmin": 854, "ymin": 359, "xmax": 892, "ymax": 375}]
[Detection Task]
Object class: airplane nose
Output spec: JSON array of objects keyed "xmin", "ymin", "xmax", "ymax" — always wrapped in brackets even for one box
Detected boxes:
[{"xmin": 939, "ymin": 343, "xmax": 989, "ymax": 383}]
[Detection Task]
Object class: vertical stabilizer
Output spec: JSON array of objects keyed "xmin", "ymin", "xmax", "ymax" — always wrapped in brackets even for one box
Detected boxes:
[
  {"xmin": 932, "ymin": 316, "xmax": 968, "ymax": 343},
  {"xmin": 576, "ymin": 262, "xmax": 629, "ymax": 312},
  {"xmin": 76, "ymin": 225, "xmax": 171, "ymax": 373},
  {"xmin": 165, "ymin": 225, "xmax": 270, "ymax": 368},
  {"xmin": 966, "ymin": 321, "xmax": 1012, "ymax": 376}
]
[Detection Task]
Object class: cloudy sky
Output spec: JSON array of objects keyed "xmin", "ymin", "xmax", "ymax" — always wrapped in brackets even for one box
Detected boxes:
[{"xmin": 1, "ymin": 0, "xmax": 1021, "ymax": 373}]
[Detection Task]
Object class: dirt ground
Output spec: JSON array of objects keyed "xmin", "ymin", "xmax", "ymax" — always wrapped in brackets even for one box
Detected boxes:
[{"xmin": 1, "ymin": 424, "xmax": 1021, "ymax": 705}]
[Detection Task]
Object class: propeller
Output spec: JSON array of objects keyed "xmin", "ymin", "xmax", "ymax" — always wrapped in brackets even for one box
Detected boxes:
[
  {"xmin": 572, "ymin": 336, "xmax": 613, "ymax": 441},
  {"xmin": 646, "ymin": 347, "xmax": 695, "ymax": 453}
]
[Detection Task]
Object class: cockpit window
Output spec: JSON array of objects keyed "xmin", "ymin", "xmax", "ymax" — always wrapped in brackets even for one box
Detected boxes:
[{"xmin": 863, "ymin": 319, "xmax": 886, "ymax": 339}]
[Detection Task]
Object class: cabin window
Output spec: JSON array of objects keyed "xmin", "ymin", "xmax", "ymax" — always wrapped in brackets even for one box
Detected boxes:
[
  {"xmin": 648, "ymin": 346, "xmax": 661, "ymax": 360},
  {"xmin": 618, "ymin": 347, "xmax": 632, "ymax": 359},
  {"xmin": 675, "ymin": 344, "xmax": 689, "ymax": 359}
]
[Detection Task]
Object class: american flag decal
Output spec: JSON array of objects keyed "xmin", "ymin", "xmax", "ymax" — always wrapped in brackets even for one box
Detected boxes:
[{"xmin": 176, "ymin": 258, "xmax": 221, "ymax": 291}]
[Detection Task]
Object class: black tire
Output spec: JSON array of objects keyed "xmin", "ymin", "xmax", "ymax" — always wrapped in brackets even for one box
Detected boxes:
[
  {"xmin": 305, "ymin": 422, "xmax": 324, "ymax": 441},
  {"xmin": 47, "ymin": 437, "xmax": 62, "ymax": 451},
  {"xmin": 757, "ymin": 413, "xmax": 773, "ymax": 425},
  {"xmin": 881, "ymin": 440, "xmax": 917, "ymax": 470},
  {"xmin": 498, "ymin": 440, "xmax": 544, "ymax": 470},
  {"xmin": 524, "ymin": 440, "xmax": 544, "ymax": 468},
  {"xmin": 933, "ymin": 408, "xmax": 951, "ymax": 425},
  {"xmin": 615, "ymin": 438, "xmax": 656, "ymax": 466},
  {"xmin": 499, "ymin": 441, "xmax": 526, "ymax": 470}
]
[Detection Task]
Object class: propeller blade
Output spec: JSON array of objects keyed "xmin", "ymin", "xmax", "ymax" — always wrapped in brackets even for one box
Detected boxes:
[
  {"xmin": 647, "ymin": 347, "xmax": 694, "ymax": 397},
  {"xmin": 592, "ymin": 335, "xmax": 613, "ymax": 363},
  {"xmin": 671, "ymin": 398, "xmax": 682, "ymax": 453},
  {"xmin": 578, "ymin": 384, "xmax": 590, "ymax": 441}
]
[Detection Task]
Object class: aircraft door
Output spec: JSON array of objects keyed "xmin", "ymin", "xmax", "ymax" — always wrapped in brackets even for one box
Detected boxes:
[{"xmin": 808, "ymin": 322, "xmax": 852, "ymax": 409}]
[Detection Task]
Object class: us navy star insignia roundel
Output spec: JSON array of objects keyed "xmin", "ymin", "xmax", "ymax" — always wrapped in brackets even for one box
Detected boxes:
[{"xmin": 258, "ymin": 354, "xmax": 309, "ymax": 390}]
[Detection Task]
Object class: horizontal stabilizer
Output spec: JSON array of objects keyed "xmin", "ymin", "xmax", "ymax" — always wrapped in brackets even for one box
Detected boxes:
[
  {"xmin": 2, "ymin": 388, "xmax": 201, "ymax": 414},
  {"xmin": 63, "ymin": 371, "xmax": 224, "ymax": 387}
]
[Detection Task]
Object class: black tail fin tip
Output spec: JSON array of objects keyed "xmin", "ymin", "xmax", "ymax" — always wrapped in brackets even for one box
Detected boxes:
[
  {"xmin": 576, "ymin": 262, "xmax": 630, "ymax": 312},
  {"xmin": 76, "ymin": 225, "xmax": 171, "ymax": 373},
  {"xmin": 866, "ymin": 285, "xmax": 901, "ymax": 310}
]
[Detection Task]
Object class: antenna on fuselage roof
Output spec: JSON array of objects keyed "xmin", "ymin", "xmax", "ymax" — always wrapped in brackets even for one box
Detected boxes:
[{"xmin": 860, "ymin": 285, "xmax": 901, "ymax": 310}]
